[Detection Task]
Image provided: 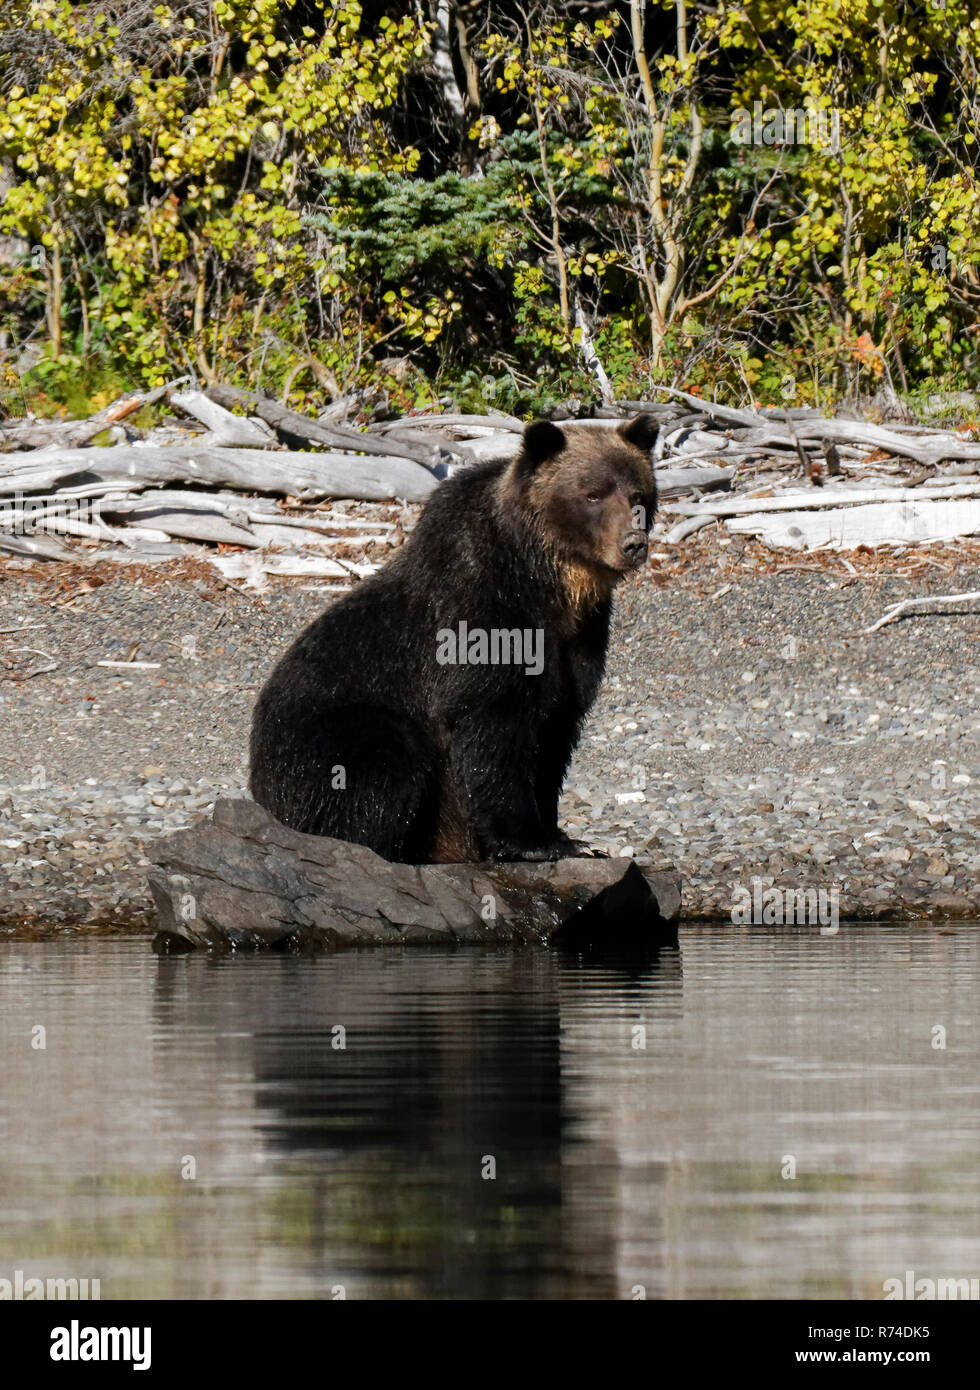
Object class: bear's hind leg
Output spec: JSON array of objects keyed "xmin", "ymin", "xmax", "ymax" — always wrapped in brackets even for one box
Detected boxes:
[{"xmin": 250, "ymin": 702, "xmax": 440, "ymax": 862}]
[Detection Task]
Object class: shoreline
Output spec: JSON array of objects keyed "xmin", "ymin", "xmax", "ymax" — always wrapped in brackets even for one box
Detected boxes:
[{"xmin": 1, "ymin": 534, "xmax": 978, "ymax": 933}]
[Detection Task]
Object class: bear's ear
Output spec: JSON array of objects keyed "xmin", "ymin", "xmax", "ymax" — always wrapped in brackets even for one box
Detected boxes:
[
  {"xmin": 519, "ymin": 419, "xmax": 566, "ymax": 470},
  {"xmin": 618, "ymin": 413, "xmax": 659, "ymax": 454}
]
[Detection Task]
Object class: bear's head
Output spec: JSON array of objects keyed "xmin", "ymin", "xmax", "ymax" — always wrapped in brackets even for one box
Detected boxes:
[{"xmin": 503, "ymin": 414, "xmax": 659, "ymax": 598}]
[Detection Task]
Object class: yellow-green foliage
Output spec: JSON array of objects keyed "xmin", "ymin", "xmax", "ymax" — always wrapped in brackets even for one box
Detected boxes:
[
  {"xmin": 2, "ymin": 1, "xmax": 979, "ymax": 412},
  {"xmin": 1, "ymin": 0, "xmax": 425, "ymax": 393}
]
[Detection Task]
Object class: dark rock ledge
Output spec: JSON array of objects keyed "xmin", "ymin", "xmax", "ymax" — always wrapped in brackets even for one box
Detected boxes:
[{"xmin": 148, "ymin": 797, "xmax": 681, "ymax": 953}]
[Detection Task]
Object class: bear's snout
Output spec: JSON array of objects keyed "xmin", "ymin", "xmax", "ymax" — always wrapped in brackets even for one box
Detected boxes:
[{"xmin": 620, "ymin": 530, "xmax": 649, "ymax": 569}]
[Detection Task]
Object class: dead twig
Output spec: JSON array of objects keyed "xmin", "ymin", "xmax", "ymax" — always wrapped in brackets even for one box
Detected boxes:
[
  {"xmin": 95, "ymin": 660, "xmax": 162, "ymax": 670},
  {"xmin": 1, "ymin": 662, "xmax": 57, "ymax": 681},
  {"xmin": 863, "ymin": 590, "xmax": 980, "ymax": 634}
]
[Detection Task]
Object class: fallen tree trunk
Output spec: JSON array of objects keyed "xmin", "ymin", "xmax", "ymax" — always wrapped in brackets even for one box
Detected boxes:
[
  {"xmin": 148, "ymin": 797, "xmax": 681, "ymax": 953},
  {"xmin": 99, "ymin": 498, "xmax": 260, "ymax": 547},
  {"xmin": 0, "ymin": 444, "xmax": 437, "ymax": 503},
  {"xmin": 630, "ymin": 388, "xmax": 980, "ymax": 467},
  {"xmin": 663, "ymin": 514, "xmax": 718, "ymax": 545},
  {"xmin": 209, "ymin": 552, "xmax": 376, "ymax": 585},
  {"xmin": 726, "ymin": 498, "xmax": 980, "ymax": 549},
  {"xmin": 664, "ymin": 479, "xmax": 980, "ymax": 518},
  {"xmin": 245, "ymin": 519, "xmax": 391, "ymax": 550},
  {"xmin": 655, "ymin": 465, "xmax": 734, "ymax": 497},
  {"xmin": 204, "ymin": 384, "xmax": 470, "ymax": 470},
  {"xmin": 0, "ymin": 530, "xmax": 77, "ymax": 560},
  {"xmin": 168, "ymin": 389, "xmax": 274, "ymax": 447},
  {"xmin": 369, "ymin": 411, "xmax": 525, "ymax": 434}
]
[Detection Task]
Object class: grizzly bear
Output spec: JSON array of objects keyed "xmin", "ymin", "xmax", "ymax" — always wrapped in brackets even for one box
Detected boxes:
[{"xmin": 249, "ymin": 414, "xmax": 659, "ymax": 862}]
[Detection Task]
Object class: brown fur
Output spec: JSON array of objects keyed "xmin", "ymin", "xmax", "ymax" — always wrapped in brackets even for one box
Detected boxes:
[
  {"xmin": 497, "ymin": 420, "xmax": 656, "ymax": 622},
  {"xmin": 248, "ymin": 412, "xmax": 658, "ymax": 863},
  {"xmin": 553, "ymin": 560, "xmax": 616, "ymax": 621},
  {"xmin": 431, "ymin": 768, "xmax": 479, "ymax": 863}
]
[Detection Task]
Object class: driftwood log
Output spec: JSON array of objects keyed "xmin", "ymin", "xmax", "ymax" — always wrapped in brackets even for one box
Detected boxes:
[
  {"xmin": 665, "ymin": 479, "xmax": 980, "ymax": 517},
  {"xmin": 204, "ymin": 384, "xmax": 473, "ymax": 470},
  {"xmin": 0, "ymin": 529, "xmax": 75, "ymax": 560},
  {"xmin": 725, "ymin": 498, "xmax": 980, "ymax": 549},
  {"xmin": 168, "ymin": 390, "xmax": 274, "ymax": 448},
  {"xmin": 625, "ymin": 388, "xmax": 980, "ymax": 467},
  {"xmin": 148, "ymin": 797, "xmax": 681, "ymax": 954},
  {"xmin": 0, "ymin": 443, "xmax": 437, "ymax": 503},
  {"xmin": 8, "ymin": 386, "xmax": 980, "ymax": 567}
]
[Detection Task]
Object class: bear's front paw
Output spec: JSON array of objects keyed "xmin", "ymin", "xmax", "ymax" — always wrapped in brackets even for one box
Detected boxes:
[
  {"xmin": 558, "ymin": 838, "xmax": 609, "ymax": 859},
  {"xmin": 547, "ymin": 831, "xmax": 608, "ymax": 859},
  {"xmin": 487, "ymin": 841, "xmax": 560, "ymax": 863},
  {"xmin": 485, "ymin": 834, "xmax": 606, "ymax": 863}
]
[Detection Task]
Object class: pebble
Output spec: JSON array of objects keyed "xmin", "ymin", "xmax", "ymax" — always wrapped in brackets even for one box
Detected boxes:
[
  {"xmin": 0, "ymin": 754, "xmax": 974, "ymax": 926},
  {"xmin": 0, "ymin": 778, "xmax": 227, "ymax": 925}
]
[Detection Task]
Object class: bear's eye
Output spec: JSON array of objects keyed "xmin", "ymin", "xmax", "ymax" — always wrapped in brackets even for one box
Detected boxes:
[{"xmin": 585, "ymin": 492, "xmax": 602, "ymax": 504}]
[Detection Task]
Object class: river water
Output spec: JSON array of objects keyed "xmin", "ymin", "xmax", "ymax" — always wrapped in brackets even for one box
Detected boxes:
[{"xmin": 1, "ymin": 924, "xmax": 977, "ymax": 1300}]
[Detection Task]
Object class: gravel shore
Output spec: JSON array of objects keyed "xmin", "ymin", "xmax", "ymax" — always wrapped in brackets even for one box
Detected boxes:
[{"xmin": 1, "ymin": 531, "xmax": 978, "ymax": 930}]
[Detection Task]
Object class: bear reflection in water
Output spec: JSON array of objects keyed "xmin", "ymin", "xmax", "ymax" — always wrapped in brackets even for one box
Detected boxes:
[{"xmin": 244, "ymin": 945, "xmax": 682, "ymax": 1299}]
